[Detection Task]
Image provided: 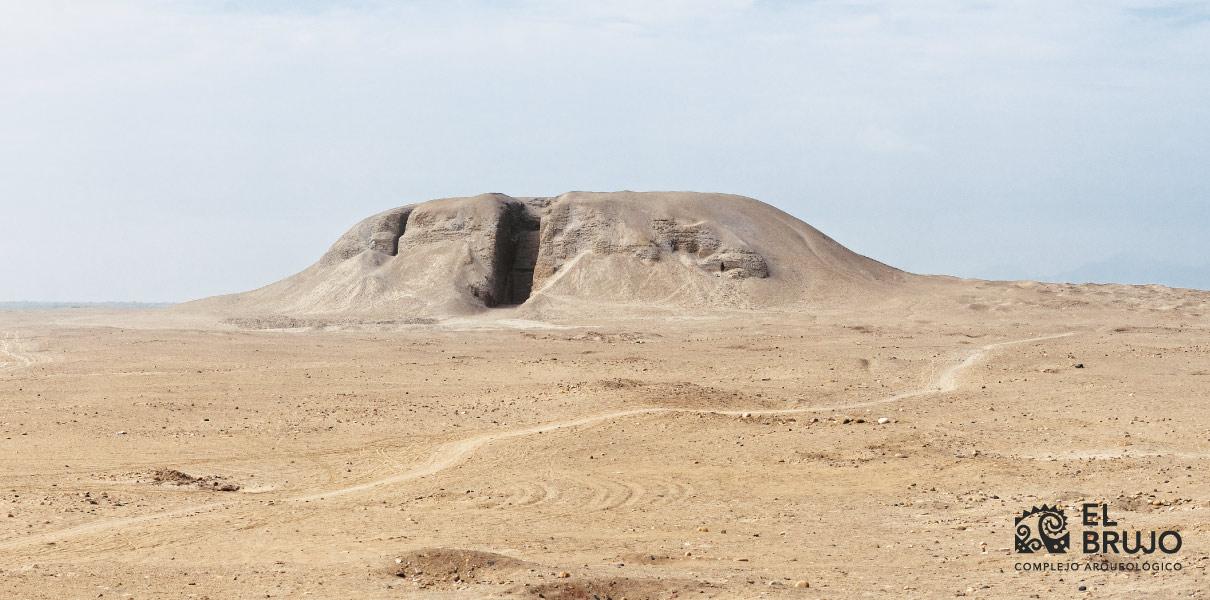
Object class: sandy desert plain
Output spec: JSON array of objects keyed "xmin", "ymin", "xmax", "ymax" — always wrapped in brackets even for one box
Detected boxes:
[{"xmin": 1, "ymin": 192, "xmax": 1208, "ymax": 599}]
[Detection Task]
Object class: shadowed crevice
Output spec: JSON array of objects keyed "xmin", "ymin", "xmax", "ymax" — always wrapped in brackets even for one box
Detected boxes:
[
  {"xmin": 486, "ymin": 203, "xmax": 542, "ymax": 307},
  {"xmin": 369, "ymin": 207, "xmax": 412, "ymax": 256}
]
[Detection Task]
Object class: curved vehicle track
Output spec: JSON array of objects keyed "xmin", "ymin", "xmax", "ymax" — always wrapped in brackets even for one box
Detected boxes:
[
  {"xmin": 0, "ymin": 332, "xmax": 37, "ymax": 370},
  {"xmin": 0, "ymin": 331, "xmax": 1073, "ymax": 554}
]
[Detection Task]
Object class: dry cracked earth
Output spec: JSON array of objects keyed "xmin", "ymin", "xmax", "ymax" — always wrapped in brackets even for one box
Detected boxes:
[{"xmin": 0, "ymin": 306, "xmax": 1207, "ymax": 599}]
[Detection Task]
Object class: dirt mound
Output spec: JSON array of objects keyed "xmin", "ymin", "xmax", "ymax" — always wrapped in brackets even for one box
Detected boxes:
[
  {"xmin": 390, "ymin": 548, "xmax": 532, "ymax": 589},
  {"xmin": 388, "ymin": 548, "xmax": 707, "ymax": 597},
  {"xmin": 183, "ymin": 191, "xmax": 908, "ymax": 320},
  {"xmin": 147, "ymin": 468, "xmax": 240, "ymax": 492},
  {"xmin": 519, "ymin": 575, "xmax": 706, "ymax": 599}
]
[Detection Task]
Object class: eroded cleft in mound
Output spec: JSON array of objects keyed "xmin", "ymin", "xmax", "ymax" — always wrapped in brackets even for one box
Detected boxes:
[
  {"xmin": 489, "ymin": 200, "xmax": 542, "ymax": 306},
  {"xmin": 187, "ymin": 191, "xmax": 906, "ymax": 319}
]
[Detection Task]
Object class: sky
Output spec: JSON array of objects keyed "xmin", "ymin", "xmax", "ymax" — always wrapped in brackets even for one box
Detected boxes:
[{"xmin": 1, "ymin": 0, "xmax": 1208, "ymax": 302}]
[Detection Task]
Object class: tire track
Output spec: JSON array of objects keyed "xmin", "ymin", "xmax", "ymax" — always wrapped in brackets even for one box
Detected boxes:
[
  {"xmin": 0, "ymin": 331, "xmax": 1073, "ymax": 554},
  {"xmin": 298, "ymin": 333, "xmax": 1072, "ymax": 501},
  {"xmin": 0, "ymin": 332, "xmax": 36, "ymax": 370}
]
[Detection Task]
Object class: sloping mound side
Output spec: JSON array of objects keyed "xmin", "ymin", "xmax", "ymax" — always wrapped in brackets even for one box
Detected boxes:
[
  {"xmin": 184, "ymin": 191, "xmax": 908, "ymax": 319},
  {"xmin": 522, "ymin": 191, "xmax": 904, "ymax": 314}
]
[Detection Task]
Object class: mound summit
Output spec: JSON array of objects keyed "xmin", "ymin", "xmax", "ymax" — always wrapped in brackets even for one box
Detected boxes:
[{"xmin": 191, "ymin": 191, "xmax": 908, "ymax": 319}]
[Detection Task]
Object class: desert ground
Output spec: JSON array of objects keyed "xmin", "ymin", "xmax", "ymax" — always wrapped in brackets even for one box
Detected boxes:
[{"xmin": 1, "ymin": 282, "xmax": 1207, "ymax": 599}]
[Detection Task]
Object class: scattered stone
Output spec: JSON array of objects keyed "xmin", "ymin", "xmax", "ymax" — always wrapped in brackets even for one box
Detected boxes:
[{"xmin": 877, "ymin": 417, "xmax": 891, "ymax": 425}]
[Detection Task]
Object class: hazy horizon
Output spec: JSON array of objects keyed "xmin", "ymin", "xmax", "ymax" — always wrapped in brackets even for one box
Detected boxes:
[{"xmin": 3, "ymin": 1, "xmax": 1208, "ymax": 302}]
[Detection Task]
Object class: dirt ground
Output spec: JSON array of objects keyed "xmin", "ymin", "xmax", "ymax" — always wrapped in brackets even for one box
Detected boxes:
[{"xmin": 1, "ymin": 296, "xmax": 1208, "ymax": 598}]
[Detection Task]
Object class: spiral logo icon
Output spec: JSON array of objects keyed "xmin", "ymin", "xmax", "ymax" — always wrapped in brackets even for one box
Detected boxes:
[{"xmin": 1015, "ymin": 505, "xmax": 1071, "ymax": 554}]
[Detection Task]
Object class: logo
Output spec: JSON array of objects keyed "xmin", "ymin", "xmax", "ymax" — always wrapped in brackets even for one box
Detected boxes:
[
  {"xmin": 1012, "ymin": 502, "xmax": 1184, "ymax": 573},
  {"xmin": 1079, "ymin": 503, "xmax": 1182, "ymax": 555},
  {"xmin": 1015, "ymin": 505, "xmax": 1070, "ymax": 553}
]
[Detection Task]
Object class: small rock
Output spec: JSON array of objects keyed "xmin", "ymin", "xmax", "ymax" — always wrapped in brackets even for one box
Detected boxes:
[
  {"xmin": 894, "ymin": 453, "xmax": 908, "ymax": 459},
  {"xmin": 115, "ymin": 431, "xmax": 126, "ymax": 435},
  {"xmin": 877, "ymin": 417, "xmax": 891, "ymax": 425},
  {"xmin": 557, "ymin": 571, "xmax": 570, "ymax": 579},
  {"xmin": 794, "ymin": 580, "xmax": 809, "ymax": 588},
  {"xmin": 697, "ymin": 526, "xmax": 709, "ymax": 532},
  {"xmin": 1074, "ymin": 363, "xmax": 1084, "ymax": 369},
  {"xmin": 1078, "ymin": 584, "xmax": 1087, "ymax": 591}
]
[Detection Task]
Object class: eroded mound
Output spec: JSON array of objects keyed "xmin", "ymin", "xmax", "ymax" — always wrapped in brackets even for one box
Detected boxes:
[
  {"xmin": 186, "ymin": 191, "xmax": 907, "ymax": 319},
  {"xmin": 519, "ymin": 575, "xmax": 707, "ymax": 599},
  {"xmin": 387, "ymin": 548, "xmax": 709, "ymax": 598},
  {"xmin": 390, "ymin": 548, "xmax": 532, "ymax": 589},
  {"xmin": 146, "ymin": 468, "xmax": 240, "ymax": 492}
]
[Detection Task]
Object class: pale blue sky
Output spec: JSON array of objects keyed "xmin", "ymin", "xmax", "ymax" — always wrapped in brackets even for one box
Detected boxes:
[{"xmin": 1, "ymin": 1, "xmax": 1208, "ymax": 301}]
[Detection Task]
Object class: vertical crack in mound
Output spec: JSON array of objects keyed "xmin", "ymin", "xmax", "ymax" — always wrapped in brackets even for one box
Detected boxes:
[
  {"xmin": 486, "ymin": 203, "xmax": 542, "ymax": 307},
  {"xmin": 368, "ymin": 207, "xmax": 412, "ymax": 256},
  {"xmin": 504, "ymin": 214, "xmax": 541, "ymax": 304},
  {"xmin": 320, "ymin": 206, "xmax": 413, "ymax": 265}
]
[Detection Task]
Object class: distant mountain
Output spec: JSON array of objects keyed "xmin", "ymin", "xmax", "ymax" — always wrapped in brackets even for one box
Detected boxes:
[
  {"xmin": 1052, "ymin": 254, "xmax": 1210, "ymax": 291},
  {"xmin": 0, "ymin": 302, "xmax": 171, "ymax": 310}
]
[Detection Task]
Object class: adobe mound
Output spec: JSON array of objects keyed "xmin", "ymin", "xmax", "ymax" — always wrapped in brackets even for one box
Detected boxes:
[{"xmin": 186, "ymin": 191, "xmax": 909, "ymax": 319}]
